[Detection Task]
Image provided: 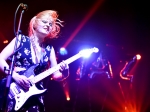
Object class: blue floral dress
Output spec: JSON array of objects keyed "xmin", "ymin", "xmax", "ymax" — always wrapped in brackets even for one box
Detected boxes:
[
  {"xmin": 7, "ymin": 35, "xmax": 52, "ymax": 112},
  {"xmin": 15, "ymin": 34, "xmax": 51, "ymax": 69}
]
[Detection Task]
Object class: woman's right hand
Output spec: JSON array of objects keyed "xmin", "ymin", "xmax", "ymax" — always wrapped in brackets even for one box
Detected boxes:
[{"xmin": 12, "ymin": 71, "xmax": 30, "ymax": 90}]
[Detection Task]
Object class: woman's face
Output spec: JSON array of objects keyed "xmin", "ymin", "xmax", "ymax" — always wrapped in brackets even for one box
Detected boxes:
[{"xmin": 34, "ymin": 15, "xmax": 53, "ymax": 37}]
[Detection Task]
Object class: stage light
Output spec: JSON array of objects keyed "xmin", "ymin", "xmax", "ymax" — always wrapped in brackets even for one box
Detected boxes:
[
  {"xmin": 66, "ymin": 97, "xmax": 70, "ymax": 101},
  {"xmin": 59, "ymin": 47, "xmax": 68, "ymax": 55},
  {"xmin": 80, "ymin": 47, "xmax": 99, "ymax": 58},
  {"xmin": 64, "ymin": 90, "xmax": 70, "ymax": 101},
  {"xmin": 136, "ymin": 54, "xmax": 141, "ymax": 60},
  {"xmin": 3, "ymin": 40, "xmax": 8, "ymax": 44},
  {"xmin": 82, "ymin": 53, "xmax": 91, "ymax": 58}
]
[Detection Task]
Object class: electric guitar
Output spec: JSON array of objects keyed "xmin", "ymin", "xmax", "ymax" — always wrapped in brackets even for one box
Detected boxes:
[{"xmin": 1, "ymin": 47, "xmax": 98, "ymax": 111}]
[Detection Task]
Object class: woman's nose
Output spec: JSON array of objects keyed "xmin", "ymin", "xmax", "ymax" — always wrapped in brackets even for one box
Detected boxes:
[{"xmin": 45, "ymin": 22, "xmax": 50, "ymax": 26}]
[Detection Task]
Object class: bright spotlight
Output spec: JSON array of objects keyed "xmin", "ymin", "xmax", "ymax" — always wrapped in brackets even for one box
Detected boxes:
[
  {"xmin": 136, "ymin": 54, "xmax": 141, "ymax": 60},
  {"xmin": 80, "ymin": 47, "xmax": 99, "ymax": 58},
  {"xmin": 66, "ymin": 97, "xmax": 70, "ymax": 101},
  {"xmin": 82, "ymin": 51, "xmax": 92, "ymax": 58},
  {"xmin": 59, "ymin": 47, "xmax": 68, "ymax": 55},
  {"xmin": 3, "ymin": 40, "xmax": 8, "ymax": 44}
]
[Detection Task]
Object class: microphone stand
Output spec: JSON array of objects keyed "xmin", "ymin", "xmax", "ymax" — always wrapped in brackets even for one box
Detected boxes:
[{"xmin": 2, "ymin": 9, "xmax": 25, "ymax": 112}]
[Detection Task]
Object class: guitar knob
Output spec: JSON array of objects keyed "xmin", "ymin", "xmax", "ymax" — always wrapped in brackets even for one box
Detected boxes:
[{"xmin": 17, "ymin": 95, "xmax": 20, "ymax": 99}]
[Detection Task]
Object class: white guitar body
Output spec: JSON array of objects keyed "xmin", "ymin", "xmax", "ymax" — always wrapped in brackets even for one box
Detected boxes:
[{"xmin": 10, "ymin": 82, "xmax": 47, "ymax": 111}]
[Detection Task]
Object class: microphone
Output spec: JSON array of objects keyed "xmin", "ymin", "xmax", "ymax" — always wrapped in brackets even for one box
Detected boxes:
[{"xmin": 20, "ymin": 3, "xmax": 28, "ymax": 10}]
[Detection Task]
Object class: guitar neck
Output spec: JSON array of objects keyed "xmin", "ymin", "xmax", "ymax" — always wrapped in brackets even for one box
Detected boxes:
[{"xmin": 32, "ymin": 53, "xmax": 82, "ymax": 83}]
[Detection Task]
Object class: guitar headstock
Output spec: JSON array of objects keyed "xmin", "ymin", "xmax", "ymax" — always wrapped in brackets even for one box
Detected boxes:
[{"xmin": 79, "ymin": 47, "xmax": 99, "ymax": 57}]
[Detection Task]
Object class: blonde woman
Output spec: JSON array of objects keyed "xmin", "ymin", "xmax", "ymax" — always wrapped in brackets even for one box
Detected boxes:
[{"xmin": 0, "ymin": 10, "xmax": 69, "ymax": 112}]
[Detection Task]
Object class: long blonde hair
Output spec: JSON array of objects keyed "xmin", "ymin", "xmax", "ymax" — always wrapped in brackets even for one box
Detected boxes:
[{"xmin": 28, "ymin": 10, "xmax": 63, "ymax": 39}]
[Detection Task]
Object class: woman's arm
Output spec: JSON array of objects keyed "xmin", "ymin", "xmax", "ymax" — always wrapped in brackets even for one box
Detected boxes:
[
  {"xmin": 0, "ymin": 35, "xmax": 30, "ymax": 89},
  {"xmin": 0, "ymin": 37, "xmax": 21, "ymax": 73},
  {"xmin": 49, "ymin": 46, "xmax": 69, "ymax": 80}
]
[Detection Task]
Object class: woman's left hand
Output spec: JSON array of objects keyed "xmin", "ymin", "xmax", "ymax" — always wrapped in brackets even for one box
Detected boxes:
[
  {"xmin": 59, "ymin": 60, "xmax": 69, "ymax": 72},
  {"xmin": 53, "ymin": 61, "xmax": 69, "ymax": 81}
]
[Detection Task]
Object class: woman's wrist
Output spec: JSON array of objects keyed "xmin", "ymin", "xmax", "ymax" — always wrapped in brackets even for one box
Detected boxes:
[
  {"xmin": 12, "ymin": 71, "xmax": 19, "ymax": 79},
  {"xmin": 62, "ymin": 69, "xmax": 69, "ymax": 79}
]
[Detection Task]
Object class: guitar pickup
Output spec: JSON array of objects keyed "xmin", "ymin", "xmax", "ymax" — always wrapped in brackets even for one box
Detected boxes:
[{"xmin": 13, "ymin": 85, "xmax": 21, "ymax": 94}]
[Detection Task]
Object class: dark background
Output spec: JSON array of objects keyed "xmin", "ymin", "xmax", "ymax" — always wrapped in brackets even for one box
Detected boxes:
[{"xmin": 0, "ymin": 0, "xmax": 150, "ymax": 112}]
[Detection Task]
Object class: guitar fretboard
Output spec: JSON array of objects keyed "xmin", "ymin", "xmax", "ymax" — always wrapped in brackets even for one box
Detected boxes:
[{"xmin": 31, "ymin": 53, "xmax": 82, "ymax": 83}]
